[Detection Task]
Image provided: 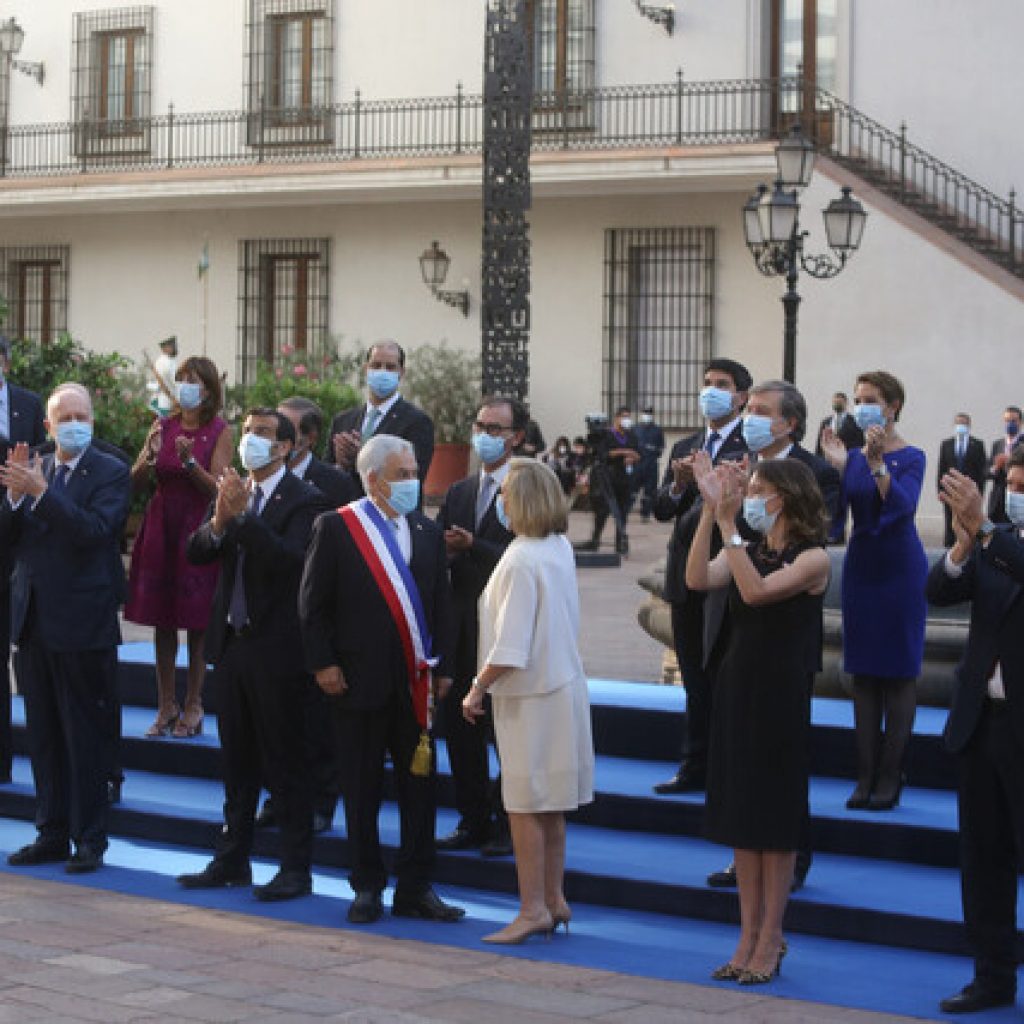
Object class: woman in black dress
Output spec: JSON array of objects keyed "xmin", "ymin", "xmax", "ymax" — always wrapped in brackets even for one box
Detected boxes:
[{"xmin": 686, "ymin": 456, "xmax": 830, "ymax": 985}]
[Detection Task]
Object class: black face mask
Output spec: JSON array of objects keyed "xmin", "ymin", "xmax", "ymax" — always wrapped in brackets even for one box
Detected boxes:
[{"xmin": 832, "ymin": 403, "xmax": 845, "ymax": 415}]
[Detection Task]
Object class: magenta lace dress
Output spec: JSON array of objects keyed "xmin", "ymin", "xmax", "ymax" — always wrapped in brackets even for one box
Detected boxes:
[{"xmin": 125, "ymin": 416, "xmax": 227, "ymax": 630}]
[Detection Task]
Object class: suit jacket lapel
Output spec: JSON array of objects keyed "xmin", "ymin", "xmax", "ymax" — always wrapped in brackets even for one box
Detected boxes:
[{"xmin": 378, "ymin": 397, "xmax": 406, "ymax": 436}]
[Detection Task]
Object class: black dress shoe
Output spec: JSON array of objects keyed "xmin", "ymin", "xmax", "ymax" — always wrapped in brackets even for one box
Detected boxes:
[
  {"xmin": 177, "ymin": 860, "xmax": 252, "ymax": 889},
  {"xmin": 347, "ymin": 890, "xmax": 384, "ymax": 924},
  {"xmin": 255, "ymin": 800, "xmax": 276, "ymax": 829},
  {"xmin": 654, "ymin": 767, "xmax": 705, "ymax": 795},
  {"xmin": 253, "ymin": 869, "xmax": 312, "ymax": 902},
  {"xmin": 707, "ymin": 861, "xmax": 737, "ymax": 888},
  {"xmin": 107, "ymin": 779, "xmax": 122, "ymax": 805},
  {"xmin": 65, "ymin": 848, "xmax": 103, "ymax": 874},
  {"xmin": 392, "ymin": 887, "xmax": 465, "ymax": 922},
  {"xmin": 939, "ymin": 982, "xmax": 1015, "ymax": 1014},
  {"xmin": 436, "ymin": 825, "xmax": 487, "ymax": 851},
  {"xmin": 7, "ymin": 838, "xmax": 70, "ymax": 866}
]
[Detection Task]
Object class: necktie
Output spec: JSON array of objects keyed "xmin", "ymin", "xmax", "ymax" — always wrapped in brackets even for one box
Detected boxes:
[
  {"xmin": 362, "ymin": 406, "xmax": 382, "ymax": 441},
  {"xmin": 956, "ymin": 439, "xmax": 965, "ymax": 467},
  {"xmin": 51, "ymin": 464, "xmax": 70, "ymax": 491},
  {"xmin": 227, "ymin": 485, "xmax": 264, "ymax": 630},
  {"xmin": 704, "ymin": 431, "xmax": 721, "ymax": 456},
  {"xmin": 475, "ymin": 475, "xmax": 494, "ymax": 528}
]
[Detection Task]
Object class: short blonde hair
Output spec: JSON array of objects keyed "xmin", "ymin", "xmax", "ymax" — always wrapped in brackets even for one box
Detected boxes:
[{"xmin": 503, "ymin": 457, "xmax": 568, "ymax": 538}]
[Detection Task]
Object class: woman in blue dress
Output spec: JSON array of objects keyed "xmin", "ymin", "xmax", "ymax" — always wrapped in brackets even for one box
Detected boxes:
[{"xmin": 820, "ymin": 370, "xmax": 927, "ymax": 811}]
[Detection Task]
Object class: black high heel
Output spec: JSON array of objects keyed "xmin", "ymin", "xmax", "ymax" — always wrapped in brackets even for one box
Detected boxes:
[{"xmin": 866, "ymin": 773, "xmax": 906, "ymax": 812}]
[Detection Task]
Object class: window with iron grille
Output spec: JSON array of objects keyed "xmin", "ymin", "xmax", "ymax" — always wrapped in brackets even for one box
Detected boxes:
[
  {"xmin": 0, "ymin": 246, "xmax": 70, "ymax": 346},
  {"xmin": 245, "ymin": 0, "xmax": 334, "ymax": 146},
  {"xmin": 526, "ymin": 0, "xmax": 595, "ymax": 131},
  {"xmin": 71, "ymin": 7, "xmax": 154, "ymax": 157},
  {"xmin": 603, "ymin": 228, "xmax": 715, "ymax": 431},
  {"xmin": 237, "ymin": 239, "xmax": 330, "ymax": 384}
]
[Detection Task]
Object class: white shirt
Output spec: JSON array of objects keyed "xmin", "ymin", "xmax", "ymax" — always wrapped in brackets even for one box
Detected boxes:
[
  {"xmin": 479, "ymin": 533, "xmax": 585, "ymax": 697},
  {"xmin": 383, "ymin": 509, "xmax": 412, "ymax": 563},
  {"xmin": 251, "ymin": 463, "xmax": 287, "ymax": 507},
  {"xmin": 362, "ymin": 392, "xmax": 401, "ymax": 435},
  {"xmin": 290, "ymin": 451, "xmax": 313, "ymax": 480},
  {"xmin": 477, "ymin": 459, "xmax": 512, "ymax": 523}
]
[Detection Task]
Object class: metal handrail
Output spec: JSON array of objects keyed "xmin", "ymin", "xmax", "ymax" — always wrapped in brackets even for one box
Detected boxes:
[{"xmin": 0, "ymin": 75, "xmax": 1018, "ymax": 275}]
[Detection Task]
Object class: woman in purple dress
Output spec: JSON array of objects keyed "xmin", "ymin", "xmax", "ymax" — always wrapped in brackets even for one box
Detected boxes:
[
  {"xmin": 820, "ymin": 370, "xmax": 928, "ymax": 811},
  {"xmin": 126, "ymin": 356, "xmax": 233, "ymax": 738}
]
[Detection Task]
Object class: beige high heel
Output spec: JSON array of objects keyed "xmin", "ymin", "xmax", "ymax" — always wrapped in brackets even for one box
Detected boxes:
[
  {"xmin": 145, "ymin": 704, "xmax": 179, "ymax": 738},
  {"xmin": 482, "ymin": 911, "xmax": 555, "ymax": 945}
]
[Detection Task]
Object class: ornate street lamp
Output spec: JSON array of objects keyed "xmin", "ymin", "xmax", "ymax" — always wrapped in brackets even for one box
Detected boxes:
[
  {"xmin": 0, "ymin": 17, "xmax": 45, "ymax": 84},
  {"xmin": 742, "ymin": 126, "xmax": 866, "ymax": 383},
  {"xmin": 419, "ymin": 240, "xmax": 470, "ymax": 317}
]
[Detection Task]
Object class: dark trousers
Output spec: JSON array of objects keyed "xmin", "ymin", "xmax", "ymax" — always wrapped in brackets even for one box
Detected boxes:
[
  {"xmin": 634, "ymin": 460, "xmax": 659, "ymax": 519},
  {"xmin": 592, "ymin": 476, "xmax": 631, "ymax": 546},
  {"xmin": 943, "ymin": 503, "xmax": 957, "ymax": 549},
  {"xmin": 304, "ymin": 685, "xmax": 341, "ymax": 821},
  {"xmin": 337, "ymin": 693, "xmax": 436, "ymax": 897},
  {"xmin": 671, "ymin": 597, "xmax": 710, "ymax": 773},
  {"xmin": 958, "ymin": 700, "xmax": 1024, "ymax": 991},
  {"xmin": 20, "ymin": 624, "xmax": 115, "ymax": 853},
  {"xmin": 213, "ymin": 633, "xmax": 313, "ymax": 875},
  {"xmin": 0, "ymin": 587, "xmax": 11, "ymax": 780},
  {"xmin": 440, "ymin": 673, "xmax": 503, "ymax": 837}
]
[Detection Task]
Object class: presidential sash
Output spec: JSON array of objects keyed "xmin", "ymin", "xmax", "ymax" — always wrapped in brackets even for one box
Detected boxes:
[{"xmin": 339, "ymin": 498, "xmax": 437, "ymax": 734}]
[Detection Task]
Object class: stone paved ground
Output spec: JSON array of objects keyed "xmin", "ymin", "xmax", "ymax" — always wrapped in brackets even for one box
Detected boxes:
[
  {"xmin": 45, "ymin": 509, "xmax": 927, "ymax": 1023},
  {"xmin": 0, "ymin": 875, "xmax": 923, "ymax": 1023}
]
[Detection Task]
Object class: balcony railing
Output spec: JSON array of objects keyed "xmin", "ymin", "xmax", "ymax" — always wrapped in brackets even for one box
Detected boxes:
[{"xmin": 0, "ymin": 76, "xmax": 1019, "ymax": 277}]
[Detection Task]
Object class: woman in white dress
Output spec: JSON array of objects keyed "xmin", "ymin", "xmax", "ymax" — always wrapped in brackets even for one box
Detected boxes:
[{"xmin": 462, "ymin": 458, "xmax": 595, "ymax": 944}]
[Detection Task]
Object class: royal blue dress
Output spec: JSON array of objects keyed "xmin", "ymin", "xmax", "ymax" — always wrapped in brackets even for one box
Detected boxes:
[{"xmin": 838, "ymin": 446, "xmax": 928, "ymax": 680}]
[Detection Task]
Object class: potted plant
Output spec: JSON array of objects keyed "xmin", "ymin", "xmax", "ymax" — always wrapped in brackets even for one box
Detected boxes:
[{"xmin": 401, "ymin": 341, "xmax": 481, "ymax": 498}]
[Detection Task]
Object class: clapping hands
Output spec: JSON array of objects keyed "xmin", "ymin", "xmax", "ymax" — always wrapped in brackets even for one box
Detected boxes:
[{"xmin": 819, "ymin": 426, "xmax": 848, "ymax": 472}]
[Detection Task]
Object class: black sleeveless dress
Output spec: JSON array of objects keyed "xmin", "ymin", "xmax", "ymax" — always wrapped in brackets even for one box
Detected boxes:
[{"xmin": 704, "ymin": 541, "xmax": 824, "ymax": 851}]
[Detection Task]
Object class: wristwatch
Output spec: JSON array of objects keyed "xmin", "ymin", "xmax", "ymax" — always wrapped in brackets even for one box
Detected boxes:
[
  {"xmin": 726, "ymin": 533, "xmax": 744, "ymax": 549},
  {"xmin": 870, "ymin": 462, "xmax": 888, "ymax": 478},
  {"xmin": 184, "ymin": 458, "xmax": 197, "ymax": 471},
  {"xmin": 975, "ymin": 519, "xmax": 996, "ymax": 543}
]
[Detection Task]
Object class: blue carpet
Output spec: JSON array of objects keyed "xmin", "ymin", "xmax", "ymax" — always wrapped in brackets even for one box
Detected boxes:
[{"xmin": 0, "ymin": 815, "xmax": 1014, "ymax": 1022}]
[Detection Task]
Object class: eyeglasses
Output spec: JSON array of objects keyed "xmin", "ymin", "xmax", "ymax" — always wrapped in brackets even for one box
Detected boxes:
[{"xmin": 473, "ymin": 420, "xmax": 512, "ymax": 437}]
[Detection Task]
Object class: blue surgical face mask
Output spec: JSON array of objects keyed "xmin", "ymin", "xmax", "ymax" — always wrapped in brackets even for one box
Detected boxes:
[
  {"xmin": 385, "ymin": 477, "xmax": 420, "ymax": 516},
  {"xmin": 741, "ymin": 414, "xmax": 777, "ymax": 453},
  {"xmin": 472, "ymin": 431, "xmax": 508, "ymax": 465},
  {"xmin": 853, "ymin": 403, "xmax": 886, "ymax": 431},
  {"xmin": 954, "ymin": 423, "xmax": 970, "ymax": 439},
  {"xmin": 743, "ymin": 495, "xmax": 778, "ymax": 534},
  {"xmin": 699, "ymin": 386, "xmax": 733, "ymax": 421},
  {"xmin": 366, "ymin": 369, "xmax": 400, "ymax": 399},
  {"xmin": 177, "ymin": 381, "xmax": 203, "ymax": 410},
  {"xmin": 495, "ymin": 493, "xmax": 512, "ymax": 531},
  {"xmin": 238, "ymin": 432, "xmax": 275, "ymax": 471},
  {"xmin": 1006, "ymin": 491, "xmax": 1024, "ymax": 528},
  {"xmin": 1006, "ymin": 420, "xmax": 1020, "ymax": 438},
  {"xmin": 55, "ymin": 420, "xmax": 93, "ymax": 457}
]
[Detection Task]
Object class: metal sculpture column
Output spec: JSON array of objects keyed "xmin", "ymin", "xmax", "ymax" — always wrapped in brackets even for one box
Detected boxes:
[{"xmin": 481, "ymin": 0, "xmax": 532, "ymax": 400}]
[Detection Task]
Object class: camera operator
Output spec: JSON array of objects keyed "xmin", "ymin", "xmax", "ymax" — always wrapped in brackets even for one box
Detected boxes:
[{"xmin": 578, "ymin": 406, "xmax": 640, "ymax": 555}]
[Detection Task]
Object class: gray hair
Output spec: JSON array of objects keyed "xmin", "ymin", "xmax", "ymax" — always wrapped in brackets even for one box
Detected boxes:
[
  {"xmin": 48, "ymin": 381, "xmax": 93, "ymax": 418},
  {"xmin": 356, "ymin": 434, "xmax": 415, "ymax": 491},
  {"xmin": 750, "ymin": 379, "xmax": 807, "ymax": 443}
]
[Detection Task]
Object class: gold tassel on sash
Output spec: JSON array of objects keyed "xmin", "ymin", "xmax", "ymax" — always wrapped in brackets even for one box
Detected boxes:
[
  {"xmin": 410, "ymin": 676, "xmax": 434, "ymax": 777},
  {"xmin": 410, "ymin": 731, "xmax": 432, "ymax": 777}
]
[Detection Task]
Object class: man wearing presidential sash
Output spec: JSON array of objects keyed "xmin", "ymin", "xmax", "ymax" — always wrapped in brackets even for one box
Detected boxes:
[{"xmin": 300, "ymin": 434, "xmax": 462, "ymax": 925}]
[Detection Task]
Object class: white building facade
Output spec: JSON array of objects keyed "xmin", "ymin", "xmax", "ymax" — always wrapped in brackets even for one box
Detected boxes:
[{"xmin": 0, "ymin": 0, "xmax": 1022, "ymax": 536}]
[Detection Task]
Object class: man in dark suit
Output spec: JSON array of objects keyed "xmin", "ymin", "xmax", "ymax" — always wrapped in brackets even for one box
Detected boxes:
[
  {"xmin": 987, "ymin": 405, "xmax": 1023, "ymax": 525},
  {"xmin": 0, "ymin": 337, "xmax": 46, "ymax": 785},
  {"xmin": 815, "ymin": 390, "xmax": 864, "ymax": 457},
  {"xmin": 300, "ymin": 434, "xmax": 462, "ymax": 925},
  {"xmin": 435, "ymin": 396, "xmax": 525, "ymax": 857},
  {"xmin": 254, "ymin": 396, "xmax": 358, "ymax": 835},
  {"xmin": 652, "ymin": 357, "xmax": 751, "ymax": 795},
  {"xmin": 279, "ymin": 396, "xmax": 358, "ymax": 510},
  {"xmin": 0, "ymin": 383, "xmax": 130, "ymax": 873},
  {"xmin": 325, "ymin": 341, "xmax": 434, "ymax": 497},
  {"xmin": 177, "ymin": 408, "xmax": 328, "ymax": 902},
  {"xmin": 938, "ymin": 413, "xmax": 988, "ymax": 547},
  {"xmin": 928, "ymin": 455, "xmax": 1024, "ymax": 1015},
  {"xmin": 703, "ymin": 379, "xmax": 837, "ymax": 891}
]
